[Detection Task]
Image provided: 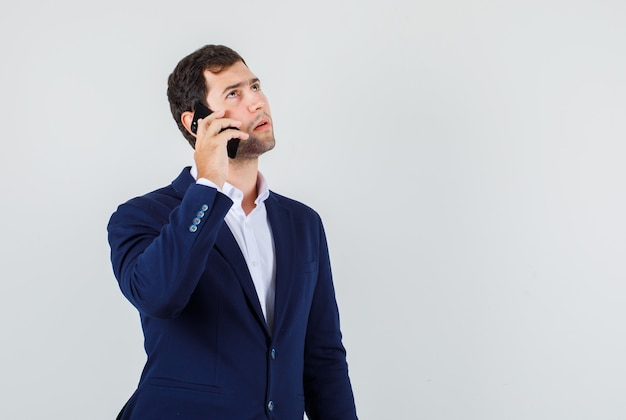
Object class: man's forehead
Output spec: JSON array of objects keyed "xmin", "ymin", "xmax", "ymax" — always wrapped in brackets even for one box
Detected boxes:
[{"xmin": 204, "ymin": 63, "xmax": 255, "ymax": 88}]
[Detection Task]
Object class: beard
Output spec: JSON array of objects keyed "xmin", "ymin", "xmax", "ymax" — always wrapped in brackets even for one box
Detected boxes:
[
  {"xmin": 235, "ymin": 134, "xmax": 275, "ymax": 159},
  {"xmin": 233, "ymin": 117, "xmax": 276, "ymax": 160}
]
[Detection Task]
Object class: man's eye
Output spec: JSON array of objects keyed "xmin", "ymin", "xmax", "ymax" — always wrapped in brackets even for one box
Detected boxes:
[
  {"xmin": 227, "ymin": 91, "xmax": 238, "ymax": 98},
  {"xmin": 251, "ymin": 84, "xmax": 260, "ymax": 92}
]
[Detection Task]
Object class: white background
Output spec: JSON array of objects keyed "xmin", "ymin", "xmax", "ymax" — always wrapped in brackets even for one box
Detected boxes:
[{"xmin": 1, "ymin": 1, "xmax": 626, "ymax": 419}]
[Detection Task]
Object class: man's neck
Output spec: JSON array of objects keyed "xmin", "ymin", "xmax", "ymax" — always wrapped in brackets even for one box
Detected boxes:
[{"xmin": 227, "ymin": 159, "xmax": 259, "ymax": 215}]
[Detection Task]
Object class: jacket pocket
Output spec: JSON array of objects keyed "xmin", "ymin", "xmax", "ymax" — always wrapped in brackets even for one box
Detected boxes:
[
  {"xmin": 299, "ymin": 260, "xmax": 318, "ymax": 274},
  {"xmin": 146, "ymin": 377, "xmax": 222, "ymax": 394}
]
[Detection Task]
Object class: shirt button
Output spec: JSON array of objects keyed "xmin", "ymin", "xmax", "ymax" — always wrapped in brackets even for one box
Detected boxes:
[{"xmin": 267, "ymin": 400, "xmax": 274, "ymax": 412}]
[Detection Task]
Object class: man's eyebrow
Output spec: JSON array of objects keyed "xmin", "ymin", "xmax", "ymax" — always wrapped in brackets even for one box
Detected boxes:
[{"xmin": 222, "ymin": 78, "xmax": 260, "ymax": 95}]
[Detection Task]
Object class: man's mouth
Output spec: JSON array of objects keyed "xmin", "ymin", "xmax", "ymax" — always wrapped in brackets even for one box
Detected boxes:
[{"xmin": 253, "ymin": 117, "xmax": 270, "ymax": 130}]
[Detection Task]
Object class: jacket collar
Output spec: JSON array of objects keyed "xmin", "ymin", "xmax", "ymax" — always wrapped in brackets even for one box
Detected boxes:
[{"xmin": 265, "ymin": 194, "xmax": 296, "ymax": 338}]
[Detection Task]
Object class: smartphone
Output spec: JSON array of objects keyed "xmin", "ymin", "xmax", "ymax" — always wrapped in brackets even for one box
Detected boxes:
[{"xmin": 191, "ymin": 102, "xmax": 241, "ymax": 159}]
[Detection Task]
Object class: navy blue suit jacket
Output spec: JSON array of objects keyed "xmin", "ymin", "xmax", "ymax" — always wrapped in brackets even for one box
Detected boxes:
[{"xmin": 107, "ymin": 168, "xmax": 357, "ymax": 419}]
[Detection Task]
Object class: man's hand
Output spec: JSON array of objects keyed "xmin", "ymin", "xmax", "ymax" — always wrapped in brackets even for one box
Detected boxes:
[{"xmin": 193, "ymin": 109, "xmax": 249, "ymax": 188}]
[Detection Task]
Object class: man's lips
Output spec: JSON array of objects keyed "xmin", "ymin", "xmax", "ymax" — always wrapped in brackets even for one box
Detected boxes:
[{"xmin": 253, "ymin": 117, "xmax": 271, "ymax": 131}]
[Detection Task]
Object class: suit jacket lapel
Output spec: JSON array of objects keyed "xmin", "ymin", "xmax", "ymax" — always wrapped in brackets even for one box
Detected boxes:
[
  {"xmin": 266, "ymin": 193, "xmax": 295, "ymax": 336},
  {"xmin": 173, "ymin": 168, "xmax": 270, "ymax": 336},
  {"xmin": 214, "ymin": 226, "xmax": 270, "ymax": 336},
  {"xmin": 173, "ymin": 169, "xmax": 293, "ymax": 338}
]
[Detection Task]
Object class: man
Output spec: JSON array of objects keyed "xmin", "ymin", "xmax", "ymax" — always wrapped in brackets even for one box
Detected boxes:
[{"xmin": 107, "ymin": 44, "xmax": 357, "ymax": 419}]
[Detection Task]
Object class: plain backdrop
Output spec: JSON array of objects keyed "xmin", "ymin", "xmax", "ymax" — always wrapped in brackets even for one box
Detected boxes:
[{"xmin": 1, "ymin": 1, "xmax": 625, "ymax": 419}]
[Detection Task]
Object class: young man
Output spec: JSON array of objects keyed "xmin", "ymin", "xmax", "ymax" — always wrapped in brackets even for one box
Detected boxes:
[{"xmin": 107, "ymin": 45, "xmax": 357, "ymax": 419}]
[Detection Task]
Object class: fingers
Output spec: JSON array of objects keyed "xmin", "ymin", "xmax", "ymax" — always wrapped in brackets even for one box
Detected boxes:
[
  {"xmin": 193, "ymin": 110, "xmax": 250, "ymax": 185},
  {"xmin": 196, "ymin": 110, "xmax": 229, "ymax": 134},
  {"xmin": 196, "ymin": 111, "xmax": 249, "ymax": 142},
  {"xmin": 194, "ymin": 109, "xmax": 223, "ymax": 136},
  {"xmin": 194, "ymin": 112, "xmax": 246, "ymax": 150},
  {"xmin": 217, "ymin": 127, "xmax": 249, "ymax": 143}
]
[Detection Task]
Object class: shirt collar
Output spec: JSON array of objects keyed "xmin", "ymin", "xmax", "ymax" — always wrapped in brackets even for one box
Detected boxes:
[
  {"xmin": 255, "ymin": 172, "xmax": 270, "ymax": 204},
  {"xmin": 189, "ymin": 163, "xmax": 270, "ymax": 205}
]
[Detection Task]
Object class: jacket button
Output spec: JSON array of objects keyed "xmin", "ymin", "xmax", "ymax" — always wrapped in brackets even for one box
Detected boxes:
[
  {"xmin": 201, "ymin": 204, "xmax": 209, "ymax": 211},
  {"xmin": 267, "ymin": 400, "xmax": 274, "ymax": 411},
  {"xmin": 189, "ymin": 225, "xmax": 198, "ymax": 233},
  {"xmin": 271, "ymin": 348, "xmax": 276, "ymax": 359}
]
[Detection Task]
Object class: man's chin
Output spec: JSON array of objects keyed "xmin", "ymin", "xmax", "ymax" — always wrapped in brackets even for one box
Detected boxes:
[{"xmin": 233, "ymin": 135, "xmax": 276, "ymax": 160}]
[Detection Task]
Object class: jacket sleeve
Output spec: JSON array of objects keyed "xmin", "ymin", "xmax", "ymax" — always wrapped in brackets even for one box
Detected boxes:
[
  {"xmin": 303, "ymin": 218, "xmax": 358, "ymax": 419},
  {"xmin": 107, "ymin": 184, "xmax": 233, "ymax": 319}
]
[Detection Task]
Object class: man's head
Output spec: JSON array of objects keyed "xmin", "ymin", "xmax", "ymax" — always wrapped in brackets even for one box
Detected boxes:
[{"xmin": 167, "ymin": 44, "xmax": 274, "ymax": 159}]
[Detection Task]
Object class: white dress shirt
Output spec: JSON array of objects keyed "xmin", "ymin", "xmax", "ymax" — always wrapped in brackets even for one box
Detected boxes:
[{"xmin": 190, "ymin": 164, "xmax": 276, "ymax": 332}]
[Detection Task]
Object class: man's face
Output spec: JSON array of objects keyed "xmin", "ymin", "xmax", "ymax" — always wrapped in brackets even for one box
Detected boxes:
[{"xmin": 204, "ymin": 61, "xmax": 275, "ymax": 159}]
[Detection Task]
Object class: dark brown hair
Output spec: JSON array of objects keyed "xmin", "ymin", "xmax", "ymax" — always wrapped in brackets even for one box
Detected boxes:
[{"xmin": 167, "ymin": 45, "xmax": 246, "ymax": 148}]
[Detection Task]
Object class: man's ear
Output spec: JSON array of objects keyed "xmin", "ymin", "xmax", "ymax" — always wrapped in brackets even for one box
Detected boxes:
[{"xmin": 181, "ymin": 111, "xmax": 196, "ymax": 136}]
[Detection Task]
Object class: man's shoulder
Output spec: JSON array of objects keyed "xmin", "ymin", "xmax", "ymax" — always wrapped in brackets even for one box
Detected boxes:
[
  {"xmin": 129, "ymin": 184, "xmax": 179, "ymax": 207},
  {"xmin": 267, "ymin": 191, "xmax": 321, "ymax": 220},
  {"xmin": 111, "ymin": 167, "xmax": 192, "ymax": 216}
]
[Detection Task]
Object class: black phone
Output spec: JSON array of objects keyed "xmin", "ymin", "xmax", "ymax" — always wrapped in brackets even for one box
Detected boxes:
[{"xmin": 191, "ymin": 102, "xmax": 241, "ymax": 159}]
